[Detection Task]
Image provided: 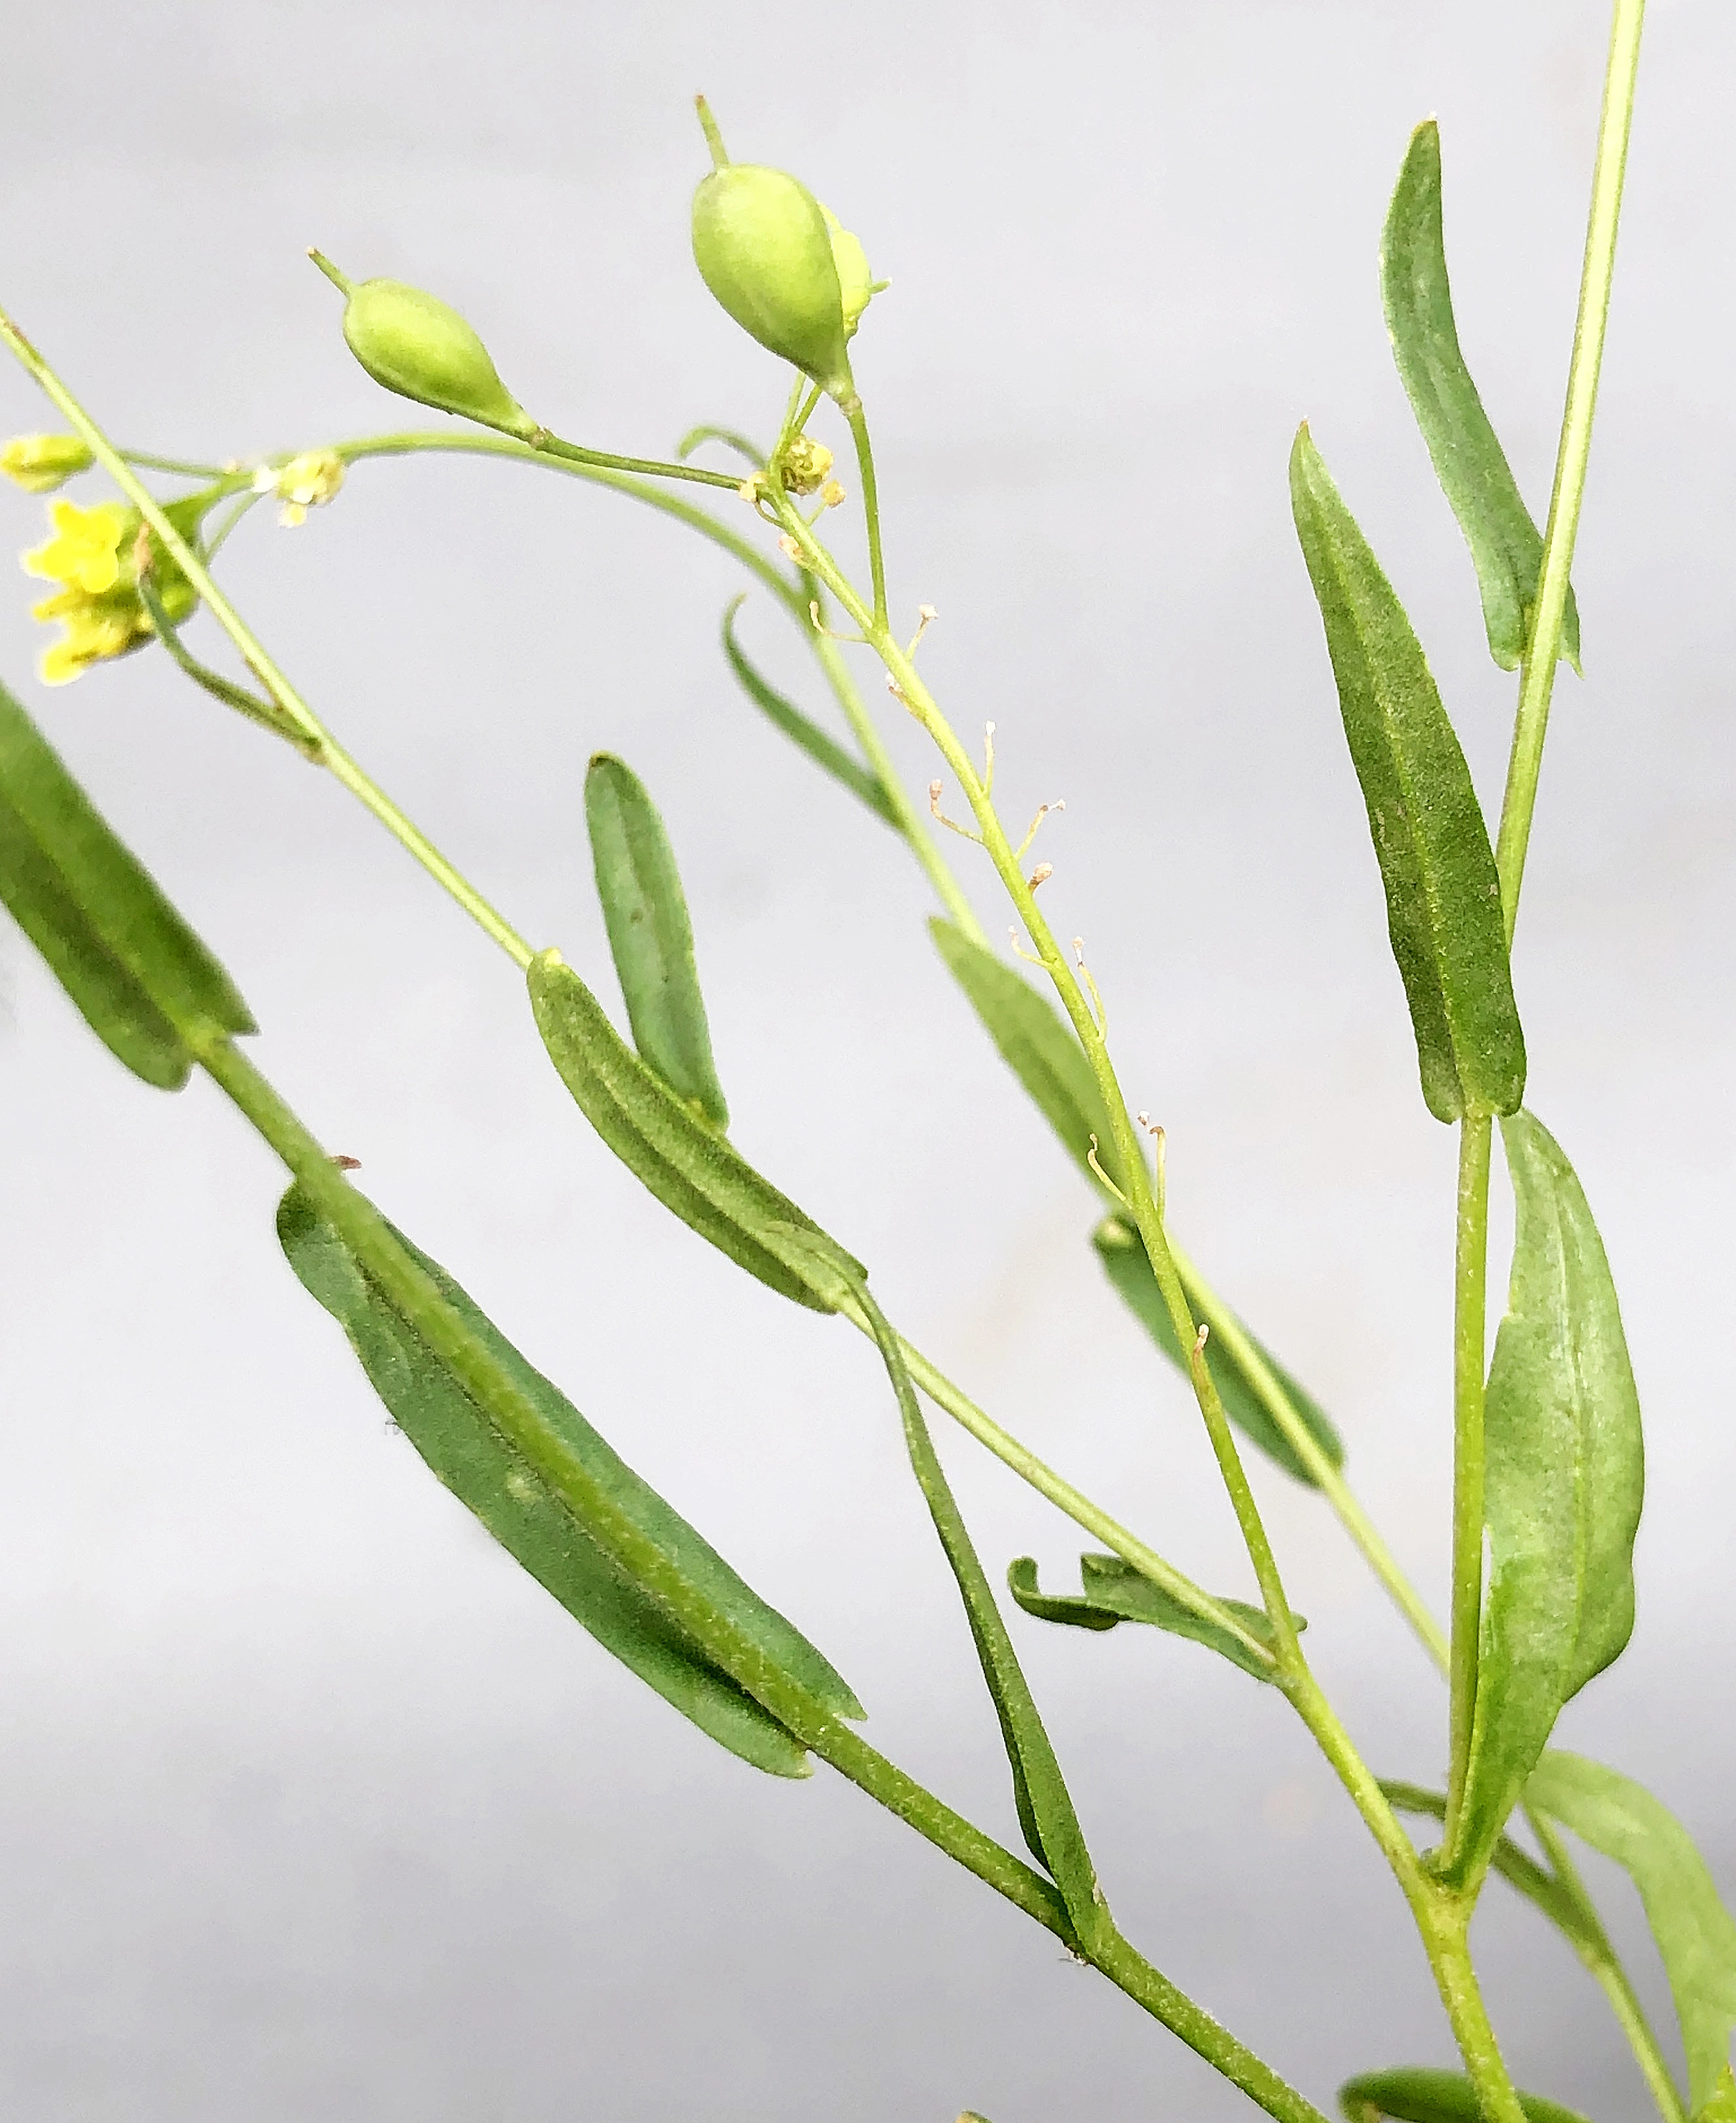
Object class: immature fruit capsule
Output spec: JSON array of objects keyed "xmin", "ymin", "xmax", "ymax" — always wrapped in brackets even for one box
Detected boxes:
[
  {"xmin": 308, "ymin": 251, "xmax": 541, "ymax": 442},
  {"xmin": 690, "ymin": 100, "xmax": 872, "ymax": 403}
]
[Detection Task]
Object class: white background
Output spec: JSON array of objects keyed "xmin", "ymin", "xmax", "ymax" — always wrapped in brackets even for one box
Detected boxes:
[{"xmin": 1, "ymin": 2, "xmax": 1731, "ymax": 2116}]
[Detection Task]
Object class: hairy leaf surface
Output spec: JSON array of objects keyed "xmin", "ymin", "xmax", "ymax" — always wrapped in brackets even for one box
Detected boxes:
[
  {"xmin": 280, "ymin": 1183, "xmax": 861, "ymax": 1778},
  {"xmin": 1446, "ymin": 1112, "xmax": 1644, "ymax": 1885},
  {"xmin": 529, "ymin": 948, "xmax": 863, "ymax": 1311},
  {"xmin": 585, "ymin": 753, "xmax": 729, "ymax": 1129},
  {"xmin": 1289, "ymin": 426, "xmax": 1524, "ymax": 1123},
  {"xmin": 0, "ymin": 676, "xmax": 253, "ymax": 1086},
  {"xmin": 1529, "ymin": 1750, "xmax": 1736, "ymax": 2113},
  {"xmin": 1381, "ymin": 120, "xmax": 1580, "ymax": 672}
]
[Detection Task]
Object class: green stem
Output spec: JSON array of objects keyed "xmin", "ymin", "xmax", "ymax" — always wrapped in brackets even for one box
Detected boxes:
[
  {"xmin": 323, "ymin": 439, "xmax": 1443, "ymax": 1688},
  {"xmin": 1087, "ymin": 1930, "xmax": 1333, "ymax": 2123},
  {"xmin": 761, "ymin": 487, "xmax": 1540, "ymax": 2118},
  {"xmin": 1426, "ymin": 1912, "xmax": 1529, "ymax": 2123},
  {"xmin": 119, "ymin": 447, "xmax": 229, "ymax": 479},
  {"xmin": 195, "ymin": 1041, "xmax": 1056, "ymax": 1907},
  {"xmin": 1443, "ymin": 1112, "xmax": 1493, "ymax": 1864},
  {"xmin": 872, "ymin": 1319, "xmax": 1278, "ymax": 1671},
  {"xmin": 843, "ymin": 396, "xmax": 888, "ymax": 630},
  {"xmin": 339, "ymin": 431, "xmax": 980, "ymax": 940},
  {"xmin": 199, "ymin": 1027, "xmax": 1321, "ymax": 2123},
  {"xmin": 1171, "ymin": 1239, "xmax": 1451, "ymax": 1673},
  {"xmin": 1525, "ymin": 1808, "xmax": 1687, "ymax": 2123},
  {"xmin": 773, "ymin": 492, "xmax": 1301, "ymax": 1666},
  {"xmin": 1283, "ymin": 1689, "xmax": 1529, "ymax": 2123},
  {"xmin": 202, "ymin": 487, "xmax": 266, "ymax": 558},
  {"xmin": 0, "ymin": 334, "xmax": 534, "ymax": 965},
  {"xmin": 805, "ymin": 626, "xmax": 986, "ymax": 942},
  {"xmin": 331, "ymin": 431, "xmax": 810, "ymax": 622},
  {"xmin": 1494, "ymin": 0, "xmax": 1646, "ymax": 940},
  {"xmin": 531, "ymin": 428, "xmax": 744, "ymax": 493}
]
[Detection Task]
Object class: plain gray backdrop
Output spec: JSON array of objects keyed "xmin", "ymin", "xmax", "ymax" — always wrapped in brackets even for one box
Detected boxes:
[{"xmin": 1, "ymin": 3, "xmax": 1731, "ymax": 2118}]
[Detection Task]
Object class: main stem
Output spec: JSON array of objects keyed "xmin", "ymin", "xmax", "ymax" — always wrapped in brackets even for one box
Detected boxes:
[
  {"xmin": 1494, "ymin": 0, "xmax": 1646, "ymax": 937},
  {"xmin": 1427, "ymin": 1914, "xmax": 1529, "ymax": 2123},
  {"xmin": 1443, "ymin": 1111, "xmax": 1493, "ymax": 1859},
  {"xmin": 765, "ymin": 475, "xmax": 1539, "ymax": 2123}
]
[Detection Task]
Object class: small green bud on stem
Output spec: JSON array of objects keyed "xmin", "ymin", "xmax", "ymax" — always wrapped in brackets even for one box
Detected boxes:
[{"xmin": 308, "ymin": 251, "xmax": 541, "ymax": 442}]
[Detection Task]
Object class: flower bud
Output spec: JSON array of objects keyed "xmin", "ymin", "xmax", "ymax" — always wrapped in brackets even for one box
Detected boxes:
[
  {"xmin": 1, "ymin": 434, "xmax": 94, "ymax": 494},
  {"xmin": 776, "ymin": 435, "xmax": 833, "ymax": 496},
  {"xmin": 690, "ymin": 101, "xmax": 871, "ymax": 401},
  {"xmin": 252, "ymin": 449, "xmax": 346, "ymax": 527},
  {"xmin": 308, "ymin": 252, "xmax": 540, "ymax": 441}
]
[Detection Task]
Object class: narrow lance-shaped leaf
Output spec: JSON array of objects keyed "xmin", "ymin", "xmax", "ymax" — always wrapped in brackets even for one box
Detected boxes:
[
  {"xmin": 584, "ymin": 753, "xmax": 729, "ymax": 1129},
  {"xmin": 1381, "ymin": 119, "xmax": 1581, "ymax": 673},
  {"xmin": 1094, "ymin": 1217, "xmax": 1344, "ymax": 1486},
  {"xmin": 1008, "ymin": 1554, "xmax": 1297, "ymax": 1684},
  {"xmin": 279, "ymin": 1182, "xmax": 862, "ymax": 1779},
  {"xmin": 1443, "ymin": 1113, "xmax": 1644, "ymax": 1887},
  {"xmin": 722, "ymin": 596, "xmax": 899, "ymax": 825},
  {"xmin": 1339, "ymin": 2066, "xmax": 1591, "ymax": 2123},
  {"xmin": 1289, "ymin": 426, "xmax": 1525, "ymax": 1123},
  {"xmin": 529, "ymin": 947, "xmax": 864, "ymax": 1313},
  {"xmin": 929, "ymin": 918, "xmax": 1344, "ymax": 1484},
  {"xmin": 1529, "ymin": 1750, "xmax": 1736, "ymax": 2114},
  {"xmin": 0, "ymin": 676, "xmax": 254, "ymax": 1087},
  {"xmin": 853, "ymin": 1289, "xmax": 1106, "ymax": 1952}
]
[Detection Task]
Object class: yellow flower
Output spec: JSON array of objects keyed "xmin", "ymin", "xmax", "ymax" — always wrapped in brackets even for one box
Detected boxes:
[
  {"xmin": 26, "ymin": 498, "xmax": 131, "ymax": 596},
  {"xmin": 252, "ymin": 449, "xmax": 345, "ymax": 527},
  {"xmin": 1, "ymin": 434, "xmax": 94, "ymax": 494},
  {"xmin": 20, "ymin": 496, "xmax": 197, "ymax": 685}
]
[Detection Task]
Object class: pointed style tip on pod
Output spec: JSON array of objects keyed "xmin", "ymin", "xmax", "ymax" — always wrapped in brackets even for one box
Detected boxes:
[
  {"xmin": 694, "ymin": 93, "xmax": 730, "ymax": 171},
  {"xmin": 689, "ymin": 107, "xmax": 878, "ymax": 401},
  {"xmin": 310, "ymin": 251, "xmax": 540, "ymax": 442},
  {"xmin": 306, "ymin": 247, "xmax": 354, "ymax": 295}
]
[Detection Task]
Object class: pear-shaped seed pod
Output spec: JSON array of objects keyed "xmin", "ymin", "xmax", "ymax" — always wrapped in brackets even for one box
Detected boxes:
[
  {"xmin": 311, "ymin": 254, "xmax": 540, "ymax": 441},
  {"xmin": 691, "ymin": 166, "xmax": 853, "ymax": 398}
]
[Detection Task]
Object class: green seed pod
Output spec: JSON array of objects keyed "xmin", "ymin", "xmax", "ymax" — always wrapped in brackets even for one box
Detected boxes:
[
  {"xmin": 821, "ymin": 206, "xmax": 876, "ymax": 340},
  {"xmin": 308, "ymin": 251, "xmax": 540, "ymax": 442},
  {"xmin": 692, "ymin": 165, "xmax": 852, "ymax": 396},
  {"xmin": 689, "ymin": 100, "xmax": 860, "ymax": 400}
]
